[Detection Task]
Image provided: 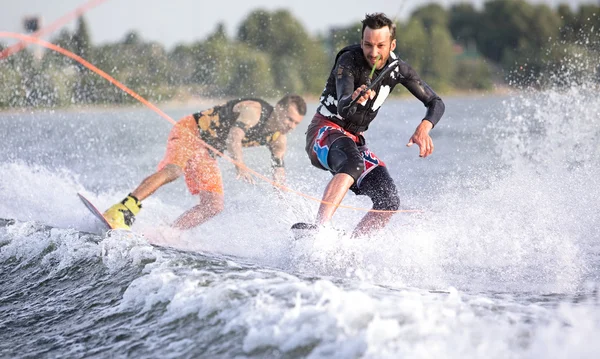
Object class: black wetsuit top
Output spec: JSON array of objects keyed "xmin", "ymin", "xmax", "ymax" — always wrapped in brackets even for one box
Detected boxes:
[
  {"xmin": 193, "ymin": 98, "xmax": 275, "ymax": 152},
  {"xmin": 316, "ymin": 44, "xmax": 445, "ymax": 134}
]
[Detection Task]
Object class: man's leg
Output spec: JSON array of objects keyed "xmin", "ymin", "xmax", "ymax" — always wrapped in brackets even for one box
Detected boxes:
[
  {"xmin": 172, "ymin": 191, "xmax": 224, "ymax": 230},
  {"xmin": 171, "ymin": 141, "xmax": 225, "ymax": 230},
  {"xmin": 104, "ymin": 114, "xmax": 201, "ymax": 230},
  {"xmin": 131, "ymin": 164, "xmax": 183, "ymax": 201},
  {"xmin": 316, "ymin": 173, "xmax": 354, "ymax": 225},
  {"xmin": 350, "ymin": 166, "xmax": 400, "ymax": 237},
  {"xmin": 315, "ymin": 136, "xmax": 364, "ymax": 226},
  {"xmin": 352, "ymin": 210, "xmax": 395, "ymax": 238},
  {"xmin": 103, "ymin": 164, "xmax": 183, "ymax": 229}
]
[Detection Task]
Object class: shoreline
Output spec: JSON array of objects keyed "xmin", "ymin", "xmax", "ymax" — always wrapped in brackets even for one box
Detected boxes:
[{"xmin": 0, "ymin": 85, "xmax": 520, "ymax": 114}]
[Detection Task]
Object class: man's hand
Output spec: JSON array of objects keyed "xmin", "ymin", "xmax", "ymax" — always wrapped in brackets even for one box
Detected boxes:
[
  {"xmin": 235, "ymin": 165, "xmax": 255, "ymax": 184},
  {"xmin": 407, "ymin": 120, "xmax": 434, "ymax": 157},
  {"xmin": 352, "ymin": 84, "xmax": 376, "ymax": 106}
]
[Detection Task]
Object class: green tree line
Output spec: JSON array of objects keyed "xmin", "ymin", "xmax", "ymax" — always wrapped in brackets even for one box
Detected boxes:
[{"xmin": 0, "ymin": 0, "xmax": 599, "ymax": 109}]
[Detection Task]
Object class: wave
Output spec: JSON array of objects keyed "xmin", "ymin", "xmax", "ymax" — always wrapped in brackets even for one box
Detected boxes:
[{"xmin": 2, "ymin": 217, "xmax": 600, "ymax": 358}]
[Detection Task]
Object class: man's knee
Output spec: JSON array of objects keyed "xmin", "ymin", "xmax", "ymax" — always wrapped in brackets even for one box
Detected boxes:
[
  {"xmin": 328, "ymin": 137, "xmax": 364, "ymax": 182},
  {"xmin": 198, "ymin": 191, "xmax": 224, "ymax": 214},
  {"xmin": 211, "ymin": 198, "xmax": 225, "ymax": 214},
  {"xmin": 357, "ymin": 166, "xmax": 400, "ymax": 211},
  {"xmin": 161, "ymin": 164, "xmax": 184, "ymax": 181},
  {"xmin": 372, "ymin": 189, "xmax": 400, "ymax": 211}
]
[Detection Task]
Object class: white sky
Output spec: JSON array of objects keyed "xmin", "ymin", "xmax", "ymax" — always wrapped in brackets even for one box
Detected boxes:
[{"xmin": 1, "ymin": 0, "xmax": 598, "ymax": 49}]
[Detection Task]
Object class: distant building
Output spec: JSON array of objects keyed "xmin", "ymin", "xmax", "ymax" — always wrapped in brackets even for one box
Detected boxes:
[
  {"xmin": 23, "ymin": 16, "xmax": 41, "ymax": 33},
  {"xmin": 22, "ymin": 15, "xmax": 43, "ymax": 59}
]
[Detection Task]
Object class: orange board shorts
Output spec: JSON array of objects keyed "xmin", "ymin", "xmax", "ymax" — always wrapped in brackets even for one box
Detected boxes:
[{"xmin": 157, "ymin": 115, "xmax": 224, "ymax": 195}]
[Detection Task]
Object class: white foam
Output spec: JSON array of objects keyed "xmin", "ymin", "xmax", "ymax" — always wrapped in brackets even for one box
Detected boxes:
[{"xmin": 110, "ymin": 260, "xmax": 600, "ymax": 358}]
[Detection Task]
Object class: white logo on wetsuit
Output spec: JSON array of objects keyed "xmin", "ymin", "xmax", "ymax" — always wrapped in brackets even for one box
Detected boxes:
[{"xmin": 372, "ymin": 85, "xmax": 391, "ymax": 111}]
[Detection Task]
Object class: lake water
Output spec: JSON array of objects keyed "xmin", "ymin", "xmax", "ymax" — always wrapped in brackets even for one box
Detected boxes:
[{"xmin": 1, "ymin": 89, "xmax": 599, "ymax": 358}]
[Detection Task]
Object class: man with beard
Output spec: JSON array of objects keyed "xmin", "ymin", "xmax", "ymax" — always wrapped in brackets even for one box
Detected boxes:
[{"xmin": 303, "ymin": 13, "xmax": 445, "ymax": 237}]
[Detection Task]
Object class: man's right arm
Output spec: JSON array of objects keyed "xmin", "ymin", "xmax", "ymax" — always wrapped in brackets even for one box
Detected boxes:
[
  {"xmin": 335, "ymin": 54, "xmax": 356, "ymax": 116},
  {"xmin": 226, "ymin": 126, "xmax": 245, "ymax": 165},
  {"xmin": 226, "ymin": 102, "xmax": 261, "ymax": 183},
  {"xmin": 335, "ymin": 54, "xmax": 374, "ymax": 118}
]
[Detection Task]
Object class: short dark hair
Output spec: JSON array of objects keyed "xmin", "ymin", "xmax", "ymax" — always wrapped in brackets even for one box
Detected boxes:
[
  {"xmin": 361, "ymin": 13, "xmax": 396, "ymax": 40},
  {"xmin": 277, "ymin": 94, "xmax": 306, "ymax": 115}
]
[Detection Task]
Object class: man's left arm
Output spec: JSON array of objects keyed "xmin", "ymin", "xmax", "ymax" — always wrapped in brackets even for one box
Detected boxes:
[
  {"xmin": 268, "ymin": 134, "xmax": 287, "ymax": 185},
  {"xmin": 396, "ymin": 61, "xmax": 446, "ymax": 157}
]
